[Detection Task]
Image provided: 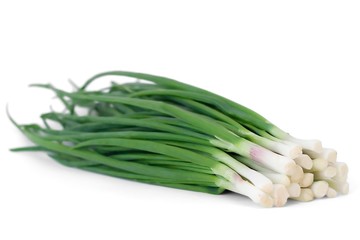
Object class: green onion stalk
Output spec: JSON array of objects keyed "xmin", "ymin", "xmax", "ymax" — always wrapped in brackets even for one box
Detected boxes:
[
  {"xmin": 35, "ymin": 122, "xmax": 273, "ymax": 193},
  {"xmin": 34, "ymin": 84, "xmax": 297, "ymax": 176},
  {"xmin": 81, "ymin": 71, "xmax": 323, "ymax": 152},
  {"xmin": 10, "ymin": 117, "xmax": 273, "ymax": 207}
]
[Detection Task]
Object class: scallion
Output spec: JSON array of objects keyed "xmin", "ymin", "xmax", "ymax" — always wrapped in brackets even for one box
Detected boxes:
[{"xmin": 9, "ymin": 71, "xmax": 349, "ymax": 207}]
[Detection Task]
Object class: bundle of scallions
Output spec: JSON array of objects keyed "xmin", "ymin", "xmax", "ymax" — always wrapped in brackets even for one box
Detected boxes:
[{"xmin": 10, "ymin": 71, "xmax": 349, "ymax": 207}]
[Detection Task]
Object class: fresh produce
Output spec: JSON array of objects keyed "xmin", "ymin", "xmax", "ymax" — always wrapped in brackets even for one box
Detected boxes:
[{"xmin": 9, "ymin": 71, "xmax": 349, "ymax": 207}]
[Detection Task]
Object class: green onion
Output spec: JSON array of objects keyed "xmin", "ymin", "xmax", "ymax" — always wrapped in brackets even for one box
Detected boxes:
[
  {"xmin": 41, "ymin": 85, "xmax": 298, "ymax": 175},
  {"xmin": 9, "ymin": 71, "xmax": 349, "ymax": 207},
  {"xmin": 82, "ymin": 71, "xmax": 323, "ymax": 152}
]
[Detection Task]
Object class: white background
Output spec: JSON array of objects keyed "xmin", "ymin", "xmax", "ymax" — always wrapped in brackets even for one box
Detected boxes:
[{"xmin": 1, "ymin": 1, "xmax": 359, "ymax": 239}]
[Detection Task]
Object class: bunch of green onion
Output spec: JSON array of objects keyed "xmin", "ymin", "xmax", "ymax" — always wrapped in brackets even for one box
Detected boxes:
[{"xmin": 10, "ymin": 71, "xmax": 349, "ymax": 207}]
